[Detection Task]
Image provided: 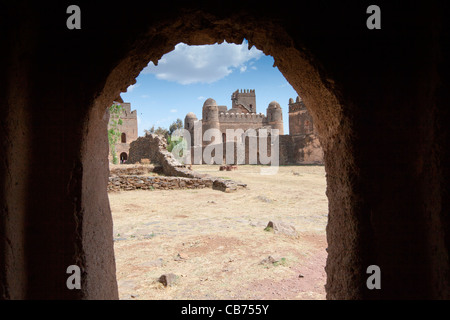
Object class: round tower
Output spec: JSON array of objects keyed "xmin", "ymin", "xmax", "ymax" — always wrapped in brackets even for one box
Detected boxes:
[
  {"xmin": 202, "ymin": 98, "xmax": 220, "ymax": 145},
  {"xmin": 184, "ymin": 112, "xmax": 197, "ymax": 131},
  {"xmin": 266, "ymin": 101, "xmax": 284, "ymax": 135},
  {"xmin": 184, "ymin": 112, "xmax": 198, "ymax": 146}
]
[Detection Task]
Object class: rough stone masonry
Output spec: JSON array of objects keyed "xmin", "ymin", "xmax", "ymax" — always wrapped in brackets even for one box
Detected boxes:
[{"xmin": 109, "ymin": 134, "xmax": 246, "ymax": 193}]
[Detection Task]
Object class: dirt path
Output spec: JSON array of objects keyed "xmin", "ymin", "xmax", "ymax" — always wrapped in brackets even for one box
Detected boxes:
[{"xmin": 109, "ymin": 165, "xmax": 328, "ymax": 300}]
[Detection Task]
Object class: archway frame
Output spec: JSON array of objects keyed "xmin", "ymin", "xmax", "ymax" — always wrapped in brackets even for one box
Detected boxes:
[{"xmin": 81, "ymin": 9, "xmax": 358, "ymax": 300}]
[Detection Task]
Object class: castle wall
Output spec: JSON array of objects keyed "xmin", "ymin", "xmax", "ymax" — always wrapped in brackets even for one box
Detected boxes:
[
  {"xmin": 188, "ymin": 133, "xmax": 323, "ymax": 165},
  {"xmin": 108, "ymin": 101, "xmax": 138, "ymax": 162},
  {"xmin": 218, "ymin": 112, "xmax": 266, "ymax": 123},
  {"xmin": 217, "ymin": 112, "xmax": 267, "ymax": 139},
  {"xmin": 289, "ymin": 109, "xmax": 314, "ymax": 136},
  {"xmin": 279, "ymin": 134, "xmax": 323, "ymax": 164},
  {"xmin": 185, "ymin": 92, "xmax": 322, "ymax": 164}
]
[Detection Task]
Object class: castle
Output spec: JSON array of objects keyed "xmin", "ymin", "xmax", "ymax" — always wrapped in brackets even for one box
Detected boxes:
[
  {"xmin": 108, "ymin": 101, "xmax": 138, "ymax": 163},
  {"xmin": 183, "ymin": 89, "xmax": 323, "ymax": 164},
  {"xmin": 185, "ymin": 89, "xmax": 284, "ymax": 146}
]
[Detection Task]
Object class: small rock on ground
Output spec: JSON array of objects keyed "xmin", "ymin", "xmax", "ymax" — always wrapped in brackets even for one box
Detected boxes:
[
  {"xmin": 158, "ymin": 273, "xmax": 177, "ymax": 287},
  {"xmin": 266, "ymin": 221, "xmax": 298, "ymax": 237}
]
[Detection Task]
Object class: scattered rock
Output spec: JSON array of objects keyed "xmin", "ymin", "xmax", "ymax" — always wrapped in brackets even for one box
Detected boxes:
[
  {"xmin": 259, "ymin": 255, "xmax": 286, "ymax": 266},
  {"xmin": 259, "ymin": 255, "xmax": 279, "ymax": 265},
  {"xmin": 299, "ymin": 274, "xmax": 304, "ymax": 278},
  {"xmin": 174, "ymin": 253, "xmax": 189, "ymax": 261},
  {"xmin": 256, "ymin": 195, "xmax": 273, "ymax": 203},
  {"xmin": 265, "ymin": 221, "xmax": 298, "ymax": 237},
  {"xmin": 220, "ymin": 165, "xmax": 238, "ymax": 171},
  {"xmin": 292, "ymin": 171, "xmax": 300, "ymax": 176},
  {"xmin": 158, "ymin": 273, "xmax": 177, "ymax": 287}
]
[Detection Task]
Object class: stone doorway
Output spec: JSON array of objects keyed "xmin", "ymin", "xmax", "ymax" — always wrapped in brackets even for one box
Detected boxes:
[{"xmin": 120, "ymin": 152, "xmax": 128, "ymax": 164}]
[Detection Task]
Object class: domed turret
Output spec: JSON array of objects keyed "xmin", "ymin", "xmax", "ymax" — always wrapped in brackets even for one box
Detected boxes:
[
  {"xmin": 186, "ymin": 112, "xmax": 197, "ymax": 119},
  {"xmin": 267, "ymin": 101, "xmax": 281, "ymax": 110},
  {"xmin": 202, "ymin": 98, "xmax": 220, "ymax": 146},
  {"xmin": 203, "ymin": 98, "xmax": 217, "ymax": 108},
  {"xmin": 184, "ymin": 112, "xmax": 198, "ymax": 131},
  {"xmin": 266, "ymin": 101, "xmax": 283, "ymax": 135}
]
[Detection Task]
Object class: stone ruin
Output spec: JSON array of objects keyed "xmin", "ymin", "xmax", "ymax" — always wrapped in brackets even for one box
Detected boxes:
[{"xmin": 108, "ymin": 134, "xmax": 246, "ymax": 193}]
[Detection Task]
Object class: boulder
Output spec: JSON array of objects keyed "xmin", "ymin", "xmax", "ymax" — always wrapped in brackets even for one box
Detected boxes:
[
  {"xmin": 158, "ymin": 273, "xmax": 177, "ymax": 287},
  {"xmin": 265, "ymin": 221, "xmax": 298, "ymax": 237}
]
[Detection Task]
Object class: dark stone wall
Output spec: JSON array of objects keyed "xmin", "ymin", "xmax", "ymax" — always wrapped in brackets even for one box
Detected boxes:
[
  {"xmin": 279, "ymin": 134, "xmax": 323, "ymax": 165},
  {"xmin": 0, "ymin": 1, "xmax": 448, "ymax": 299}
]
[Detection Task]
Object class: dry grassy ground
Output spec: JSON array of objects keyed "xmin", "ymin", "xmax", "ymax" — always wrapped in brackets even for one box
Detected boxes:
[{"xmin": 109, "ymin": 165, "xmax": 328, "ymax": 300}]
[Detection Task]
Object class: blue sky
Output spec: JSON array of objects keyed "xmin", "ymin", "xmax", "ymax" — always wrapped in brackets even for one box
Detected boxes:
[{"xmin": 120, "ymin": 40, "xmax": 299, "ymax": 137}]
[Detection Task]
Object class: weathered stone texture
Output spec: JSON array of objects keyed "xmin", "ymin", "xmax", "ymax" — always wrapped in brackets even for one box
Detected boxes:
[
  {"xmin": 108, "ymin": 101, "xmax": 138, "ymax": 163},
  {"xmin": 126, "ymin": 134, "xmax": 246, "ymax": 192}
]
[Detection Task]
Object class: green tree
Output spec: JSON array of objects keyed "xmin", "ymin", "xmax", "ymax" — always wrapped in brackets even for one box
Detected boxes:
[
  {"xmin": 145, "ymin": 125, "xmax": 169, "ymax": 138},
  {"xmin": 145, "ymin": 118, "xmax": 183, "ymax": 140},
  {"xmin": 167, "ymin": 135, "xmax": 186, "ymax": 156},
  {"xmin": 169, "ymin": 118, "xmax": 183, "ymax": 136},
  {"xmin": 108, "ymin": 103, "xmax": 125, "ymax": 164}
]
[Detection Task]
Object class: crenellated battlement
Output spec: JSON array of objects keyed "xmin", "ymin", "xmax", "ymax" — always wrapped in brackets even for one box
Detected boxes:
[
  {"xmin": 218, "ymin": 112, "xmax": 266, "ymax": 123},
  {"xmin": 288, "ymin": 96, "xmax": 307, "ymax": 113},
  {"xmin": 235, "ymin": 89, "xmax": 255, "ymax": 94},
  {"xmin": 231, "ymin": 89, "xmax": 257, "ymax": 113},
  {"xmin": 113, "ymin": 101, "xmax": 138, "ymax": 119}
]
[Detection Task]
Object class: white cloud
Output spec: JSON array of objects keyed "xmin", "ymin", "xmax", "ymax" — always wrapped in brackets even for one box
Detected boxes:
[
  {"xmin": 127, "ymin": 83, "xmax": 139, "ymax": 92},
  {"xmin": 170, "ymin": 109, "xmax": 178, "ymax": 113},
  {"xmin": 141, "ymin": 94, "xmax": 150, "ymax": 98},
  {"xmin": 197, "ymin": 96, "xmax": 205, "ymax": 100},
  {"xmin": 142, "ymin": 41, "xmax": 263, "ymax": 85}
]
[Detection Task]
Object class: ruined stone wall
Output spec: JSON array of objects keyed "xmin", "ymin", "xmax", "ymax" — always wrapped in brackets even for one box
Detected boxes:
[
  {"xmin": 128, "ymin": 134, "xmax": 189, "ymax": 176},
  {"xmin": 127, "ymin": 134, "xmax": 247, "ymax": 192},
  {"xmin": 108, "ymin": 175, "xmax": 213, "ymax": 192},
  {"xmin": 128, "ymin": 134, "xmax": 164, "ymax": 166}
]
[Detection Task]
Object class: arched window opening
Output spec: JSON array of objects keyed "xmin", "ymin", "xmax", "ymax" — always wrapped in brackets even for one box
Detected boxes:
[{"xmin": 119, "ymin": 152, "xmax": 128, "ymax": 164}]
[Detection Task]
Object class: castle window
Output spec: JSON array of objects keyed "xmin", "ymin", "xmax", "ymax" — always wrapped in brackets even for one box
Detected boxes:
[{"xmin": 121, "ymin": 132, "xmax": 126, "ymax": 143}]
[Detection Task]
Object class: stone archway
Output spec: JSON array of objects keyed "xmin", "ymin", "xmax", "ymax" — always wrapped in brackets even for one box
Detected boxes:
[
  {"xmin": 119, "ymin": 152, "xmax": 127, "ymax": 164},
  {"xmin": 85, "ymin": 13, "xmax": 352, "ymax": 300}
]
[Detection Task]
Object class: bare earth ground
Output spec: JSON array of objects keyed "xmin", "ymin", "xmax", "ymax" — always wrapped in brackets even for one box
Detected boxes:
[{"xmin": 109, "ymin": 165, "xmax": 328, "ymax": 300}]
